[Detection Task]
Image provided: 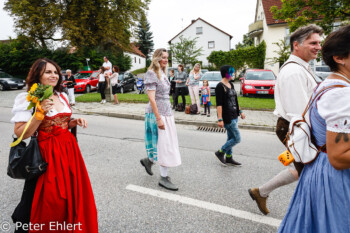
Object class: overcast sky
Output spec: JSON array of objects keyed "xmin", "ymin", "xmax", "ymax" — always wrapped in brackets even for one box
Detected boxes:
[{"xmin": 0, "ymin": 0, "xmax": 257, "ymax": 48}]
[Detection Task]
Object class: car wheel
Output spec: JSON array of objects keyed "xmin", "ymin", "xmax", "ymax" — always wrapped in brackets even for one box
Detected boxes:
[
  {"xmin": 0, "ymin": 83, "xmax": 4, "ymax": 91},
  {"xmin": 132, "ymin": 84, "xmax": 136, "ymax": 91},
  {"xmin": 120, "ymin": 87, "xmax": 124, "ymax": 94},
  {"xmin": 17, "ymin": 86, "xmax": 24, "ymax": 90},
  {"xmin": 85, "ymin": 85, "xmax": 91, "ymax": 93}
]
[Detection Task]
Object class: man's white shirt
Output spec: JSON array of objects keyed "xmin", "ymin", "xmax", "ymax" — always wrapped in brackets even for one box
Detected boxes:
[
  {"xmin": 103, "ymin": 61, "xmax": 112, "ymax": 74},
  {"xmin": 274, "ymin": 54, "xmax": 318, "ymax": 123}
]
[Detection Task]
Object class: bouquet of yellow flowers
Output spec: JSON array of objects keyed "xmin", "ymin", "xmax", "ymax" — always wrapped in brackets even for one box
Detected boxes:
[
  {"xmin": 10, "ymin": 83, "xmax": 53, "ymax": 147},
  {"xmin": 27, "ymin": 83, "xmax": 53, "ymax": 109}
]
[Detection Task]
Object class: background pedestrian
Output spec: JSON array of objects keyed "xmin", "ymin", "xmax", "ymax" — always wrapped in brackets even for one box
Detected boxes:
[
  {"xmin": 97, "ymin": 66, "xmax": 107, "ymax": 104},
  {"xmin": 65, "ymin": 69, "xmax": 76, "ymax": 106},
  {"xmin": 168, "ymin": 69, "xmax": 176, "ymax": 109},
  {"xmin": 109, "ymin": 65, "xmax": 120, "ymax": 104},
  {"xmin": 174, "ymin": 64, "xmax": 187, "ymax": 111},
  {"xmin": 187, "ymin": 63, "xmax": 202, "ymax": 114},
  {"xmin": 201, "ymin": 79, "xmax": 211, "ymax": 117}
]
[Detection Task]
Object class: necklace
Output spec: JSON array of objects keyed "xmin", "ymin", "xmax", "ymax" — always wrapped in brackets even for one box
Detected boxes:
[{"xmin": 334, "ymin": 72, "xmax": 350, "ymax": 83}]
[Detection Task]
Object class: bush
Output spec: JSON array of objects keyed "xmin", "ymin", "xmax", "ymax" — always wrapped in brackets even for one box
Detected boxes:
[{"xmin": 207, "ymin": 41, "xmax": 266, "ymax": 71}]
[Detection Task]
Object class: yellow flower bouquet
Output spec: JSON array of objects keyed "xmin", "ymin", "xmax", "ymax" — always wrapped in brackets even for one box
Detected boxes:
[{"xmin": 10, "ymin": 83, "xmax": 53, "ymax": 147}]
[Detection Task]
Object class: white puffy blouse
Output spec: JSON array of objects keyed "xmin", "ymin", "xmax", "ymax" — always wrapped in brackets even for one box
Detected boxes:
[
  {"xmin": 316, "ymin": 79, "xmax": 350, "ymax": 133},
  {"xmin": 11, "ymin": 92, "xmax": 72, "ymax": 123}
]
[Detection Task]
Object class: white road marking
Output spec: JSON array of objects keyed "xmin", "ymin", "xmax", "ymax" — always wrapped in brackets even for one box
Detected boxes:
[{"xmin": 126, "ymin": 184, "xmax": 281, "ymax": 228}]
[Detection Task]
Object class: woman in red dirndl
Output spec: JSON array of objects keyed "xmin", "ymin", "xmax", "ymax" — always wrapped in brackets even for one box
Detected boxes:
[{"xmin": 11, "ymin": 58, "xmax": 98, "ymax": 233}]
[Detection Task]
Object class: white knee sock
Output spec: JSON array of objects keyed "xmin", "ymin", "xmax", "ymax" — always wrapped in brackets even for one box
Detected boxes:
[
  {"xmin": 159, "ymin": 166, "xmax": 168, "ymax": 177},
  {"xmin": 259, "ymin": 168, "xmax": 298, "ymax": 197}
]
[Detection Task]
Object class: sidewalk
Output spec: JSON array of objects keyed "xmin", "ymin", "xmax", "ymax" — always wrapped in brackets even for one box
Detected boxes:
[{"xmin": 73, "ymin": 102, "xmax": 277, "ymax": 132}]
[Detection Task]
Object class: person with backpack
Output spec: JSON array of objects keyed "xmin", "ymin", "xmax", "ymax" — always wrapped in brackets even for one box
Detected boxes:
[
  {"xmin": 214, "ymin": 65, "xmax": 245, "ymax": 166},
  {"xmin": 278, "ymin": 24, "xmax": 350, "ymax": 233},
  {"xmin": 248, "ymin": 24, "xmax": 323, "ymax": 215}
]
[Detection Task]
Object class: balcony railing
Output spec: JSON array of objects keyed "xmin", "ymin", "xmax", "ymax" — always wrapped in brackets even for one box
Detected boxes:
[{"xmin": 248, "ymin": 20, "xmax": 263, "ymax": 37}]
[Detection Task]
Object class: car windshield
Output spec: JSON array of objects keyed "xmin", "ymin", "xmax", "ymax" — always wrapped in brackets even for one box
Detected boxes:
[
  {"xmin": 90, "ymin": 72, "xmax": 98, "ymax": 78},
  {"xmin": 74, "ymin": 73, "xmax": 91, "ymax": 79},
  {"xmin": 245, "ymin": 71, "xmax": 275, "ymax": 80},
  {"xmin": 118, "ymin": 73, "xmax": 125, "ymax": 81},
  {"xmin": 0, "ymin": 71, "xmax": 14, "ymax": 78},
  {"xmin": 200, "ymin": 72, "xmax": 221, "ymax": 81},
  {"xmin": 316, "ymin": 66, "xmax": 331, "ymax": 72}
]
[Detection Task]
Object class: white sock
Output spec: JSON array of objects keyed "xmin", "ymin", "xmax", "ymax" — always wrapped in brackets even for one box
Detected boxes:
[
  {"xmin": 148, "ymin": 158, "xmax": 154, "ymax": 162},
  {"xmin": 159, "ymin": 166, "xmax": 168, "ymax": 177},
  {"xmin": 259, "ymin": 168, "xmax": 298, "ymax": 197}
]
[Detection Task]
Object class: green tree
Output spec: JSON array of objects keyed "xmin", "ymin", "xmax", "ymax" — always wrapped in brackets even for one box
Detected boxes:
[
  {"xmin": 266, "ymin": 39, "xmax": 291, "ymax": 68},
  {"xmin": 136, "ymin": 14, "xmax": 154, "ymax": 61},
  {"xmin": 270, "ymin": 0, "xmax": 350, "ymax": 34},
  {"xmin": 4, "ymin": 0, "xmax": 150, "ymax": 49},
  {"xmin": 235, "ymin": 34, "xmax": 254, "ymax": 49},
  {"xmin": 169, "ymin": 36, "xmax": 203, "ymax": 67}
]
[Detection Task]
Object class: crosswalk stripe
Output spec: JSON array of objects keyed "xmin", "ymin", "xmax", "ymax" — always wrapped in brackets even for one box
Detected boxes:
[{"xmin": 126, "ymin": 184, "xmax": 281, "ymax": 228}]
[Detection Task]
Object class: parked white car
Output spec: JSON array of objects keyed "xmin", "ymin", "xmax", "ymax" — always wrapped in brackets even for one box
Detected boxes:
[
  {"xmin": 314, "ymin": 66, "xmax": 331, "ymax": 80},
  {"xmin": 198, "ymin": 71, "xmax": 222, "ymax": 96}
]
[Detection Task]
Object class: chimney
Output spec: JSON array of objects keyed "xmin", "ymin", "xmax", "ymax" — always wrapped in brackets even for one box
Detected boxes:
[{"xmin": 191, "ymin": 19, "xmax": 196, "ymax": 24}]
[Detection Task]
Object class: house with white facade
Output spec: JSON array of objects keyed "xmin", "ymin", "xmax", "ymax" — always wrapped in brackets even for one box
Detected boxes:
[
  {"xmin": 248, "ymin": 0, "xmax": 343, "ymax": 74},
  {"xmin": 125, "ymin": 43, "xmax": 146, "ymax": 71},
  {"xmin": 168, "ymin": 18, "xmax": 232, "ymax": 67},
  {"xmin": 248, "ymin": 0, "xmax": 290, "ymax": 74}
]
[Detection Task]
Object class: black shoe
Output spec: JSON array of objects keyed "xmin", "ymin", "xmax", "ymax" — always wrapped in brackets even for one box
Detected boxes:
[
  {"xmin": 140, "ymin": 158, "xmax": 154, "ymax": 176},
  {"xmin": 226, "ymin": 156, "xmax": 242, "ymax": 166},
  {"xmin": 201, "ymin": 113, "xmax": 206, "ymax": 115},
  {"xmin": 215, "ymin": 150, "xmax": 226, "ymax": 165}
]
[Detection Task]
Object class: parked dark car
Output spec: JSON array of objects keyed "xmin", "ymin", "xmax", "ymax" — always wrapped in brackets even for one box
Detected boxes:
[
  {"xmin": 0, "ymin": 71, "xmax": 26, "ymax": 91},
  {"xmin": 117, "ymin": 72, "xmax": 137, "ymax": 93}
]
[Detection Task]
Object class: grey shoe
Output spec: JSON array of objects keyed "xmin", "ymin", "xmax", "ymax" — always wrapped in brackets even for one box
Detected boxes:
[
  {"xmin": 159, "ymin": 176, "xmax": 178, "ymax": 191},
  {"xmin": 140, "ymin": 158, "xmax": 154, "ymax": 176}
]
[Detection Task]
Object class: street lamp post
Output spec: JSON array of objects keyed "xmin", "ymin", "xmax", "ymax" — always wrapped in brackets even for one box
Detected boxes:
[{"xmin": 86, "ymin": 58, "xmax": 90, "ymax": 71}]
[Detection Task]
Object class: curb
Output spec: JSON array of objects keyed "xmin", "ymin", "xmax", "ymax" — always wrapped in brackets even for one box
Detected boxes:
[{"xmin": 76, "ymin": 109, "xmax": 275, "ymax": 132}]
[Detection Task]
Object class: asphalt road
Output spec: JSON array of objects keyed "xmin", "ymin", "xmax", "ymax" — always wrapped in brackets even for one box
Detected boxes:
[{"xmin": 0, "ymin": 95, "xmax": 298, "ymax": 233}]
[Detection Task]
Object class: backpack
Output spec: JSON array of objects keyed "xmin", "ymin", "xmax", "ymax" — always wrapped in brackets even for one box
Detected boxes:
[
  {"xmin": 286, "ymin": 84, "xmax": 345, "ymax": 164},
  {"xmin": 189, "ymin": 104, "xmax": 198, "ymax": 114},
  {"xmin": 185, "ymin": 105, "xmax": 190, "ymax": 114}
]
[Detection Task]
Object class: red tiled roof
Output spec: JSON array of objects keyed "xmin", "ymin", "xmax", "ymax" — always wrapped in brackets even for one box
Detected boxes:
[
  {"xmin": 127, "ymin": 43, "xmax": 146, "ymax": 58},
  {"xmin": 168, "ymin": 18, "xmax": 233, "ymax": 43},
  {"xmin": 262, "ymin": 0, "xmax": 286, "ymax": 25}
]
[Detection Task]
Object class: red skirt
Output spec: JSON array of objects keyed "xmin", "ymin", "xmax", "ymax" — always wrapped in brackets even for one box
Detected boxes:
[{"xmin": 29, "ymin": 127, "xmax": 98, "ymax": 232}]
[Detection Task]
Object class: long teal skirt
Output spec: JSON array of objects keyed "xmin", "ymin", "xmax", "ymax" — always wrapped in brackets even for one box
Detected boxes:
[{"xmin": 145, "ymin": 113, "xmax": 158, "ymax": 161}]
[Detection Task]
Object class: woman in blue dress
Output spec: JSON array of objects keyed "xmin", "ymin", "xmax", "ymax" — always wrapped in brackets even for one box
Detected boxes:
[{"xmin": 278, "ymin": 25, "xmax": 350, "ymax": 233}]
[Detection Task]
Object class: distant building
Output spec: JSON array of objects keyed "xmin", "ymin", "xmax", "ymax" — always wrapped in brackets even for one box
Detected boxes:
[
  {"xmin": 248, "ymin": 0, "xmax": 290, "ymax": 74},
  {"xmin": 168, "ymin": 17, "xmax": 232, "ymax": 67},
  {"xmin": 125, "ymin": 43, "xmax": 146, "ymax": 71},
  {"xmin": 248, "ymin": 0, "xmax": 342, "ymax": 74}
]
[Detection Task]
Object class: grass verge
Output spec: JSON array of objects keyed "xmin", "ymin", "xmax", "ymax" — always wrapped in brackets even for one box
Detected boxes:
[{"xmin": 76, "ymin": 93, "xmax": 275, "ymax": 111}]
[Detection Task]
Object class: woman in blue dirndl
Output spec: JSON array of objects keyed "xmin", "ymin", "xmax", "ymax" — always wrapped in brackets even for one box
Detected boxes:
[{"xmin": 278, "ymin": 25, "xmax": 350, "ymax": 233}]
